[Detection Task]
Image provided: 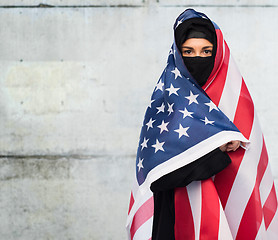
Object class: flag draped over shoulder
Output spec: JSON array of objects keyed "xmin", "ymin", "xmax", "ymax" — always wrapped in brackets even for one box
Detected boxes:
[{"xmin": 126, "ymin": 9, "xmax": 278, "ymax": 240}]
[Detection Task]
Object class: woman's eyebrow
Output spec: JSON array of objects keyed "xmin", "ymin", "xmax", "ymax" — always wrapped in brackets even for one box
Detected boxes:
[
  {"xmin": 202, "ymin": 46, "xmax": 213, "ymax": 49},
  {"xmin": 182, "ymin": 46, "xmax": 194, "ymax": 49},
  {"xmin": 182, "ymin": 46, "xmax": 213, "ymax": 49}
]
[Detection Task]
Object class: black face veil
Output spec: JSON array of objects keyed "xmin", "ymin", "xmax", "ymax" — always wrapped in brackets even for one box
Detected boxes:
[{"xmin": 175, "ymin": 18, "xmax": 217, "ymax": 87}]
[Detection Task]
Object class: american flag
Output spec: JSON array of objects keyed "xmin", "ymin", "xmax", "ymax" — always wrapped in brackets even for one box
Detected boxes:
[{"xmin": 126, "ymin": 9, "xmax": 278, "ymax": 240}]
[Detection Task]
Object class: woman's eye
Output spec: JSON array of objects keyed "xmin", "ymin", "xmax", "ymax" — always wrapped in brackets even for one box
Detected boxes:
[
  {"xmin": 183, "ymin": 50, "xmax": 192, "ymax": 55},
  {"xmin": 204, "ymin": 50, "xmax": 212, "ymax": 55}
]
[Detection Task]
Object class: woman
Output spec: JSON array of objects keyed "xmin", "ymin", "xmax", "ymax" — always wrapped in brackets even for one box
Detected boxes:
[
  {"xmin": 127, "ymin": 9, "xmax": 278, "ymax": 240},
  {"xmin": 151, "ymin": 16, "xmax": 245, "ymax": 240}
]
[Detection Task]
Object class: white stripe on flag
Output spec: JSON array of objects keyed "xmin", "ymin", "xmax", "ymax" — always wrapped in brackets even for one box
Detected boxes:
[
  {"xmin": 218, "ymin": 198, "xmax": 233, "ymax": 240},
  {"xmin": 126, "ymin": 174, "xmax": 153, "ymax": 228},
  {"xmin": 260, "ymin": 163, "xmax": 275, "ymax": 205},
  {"xmin": 218, "ymin": 54, "xmax": 242, "ymax": 121},
  {"xmin": 132, "ymin": 217, "xmax": 153, "ymax": 240},
  {"xmin": 187, "ymin": 181, "xmax": 202, "ymax": 239},
  {"xmin": 224, "ymin": 112, "xmax": 263, "ymax": 238}
]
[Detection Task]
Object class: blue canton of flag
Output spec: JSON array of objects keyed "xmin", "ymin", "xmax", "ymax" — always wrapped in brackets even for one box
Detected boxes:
[{"xmin": 136, "ymin": 49, "xmax": 240, "ymax": 186}]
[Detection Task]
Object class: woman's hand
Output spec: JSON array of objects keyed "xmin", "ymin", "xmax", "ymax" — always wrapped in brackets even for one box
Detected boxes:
[{"xmin": 220, "ymin": 141, "xmax": 246, "ymax": 152}]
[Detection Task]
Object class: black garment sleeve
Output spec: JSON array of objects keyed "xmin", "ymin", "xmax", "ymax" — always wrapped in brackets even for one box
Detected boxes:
[
  {"xmin": 150, "ymin": 148, "xmax": 231, "ymax": 193},
  {"xmin": 152, "ymin": 190, "xmax": 175, "ymax": 240}
]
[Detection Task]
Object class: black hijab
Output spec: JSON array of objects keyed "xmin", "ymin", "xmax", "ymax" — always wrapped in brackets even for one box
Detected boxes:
[{"xmin": 175, "ymin": 18, "xmax": 217, "ymax": 86}]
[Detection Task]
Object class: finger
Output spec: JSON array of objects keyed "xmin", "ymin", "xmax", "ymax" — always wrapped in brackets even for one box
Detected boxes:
[
  {"xmin": 227, "ymin": 141, "xmax": 240, "ymax": 151},
  {"xmin": 232, "ymin": 141, "xmax": 240, "ymax": 151},
  {"xmin": 219, "ymin": 143, "xmax": 228, "ymax": 152},
  {"xmin": 226, "ymin": 144, "xmax": 234, "ymax": 152}
]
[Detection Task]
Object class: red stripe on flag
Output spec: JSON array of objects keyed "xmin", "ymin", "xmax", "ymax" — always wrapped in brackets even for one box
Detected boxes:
[
  {"xmin": 235, "ymin": 141, "xmax": 268, "ymax": 239},
  {"xmin": 174, "ymin": 187, "xmax": 195, "ymax": 240},
  {"xmin": 130, "ymin": 196, "xmax": 154, "ymax": 240},
  {"xmin": 233, "ymin": 79, "xmax": 254, "ymax": 138},
  {"xmin": 214, "ymin": 147, "xmax": 245, "ymax": 208},
  {"xmin": 235, "ymin": 187, "xmax": 263, "ymax": 240},
  {"xmin": 208, "ymin": 29, "xmax": 224, "ymax": 81},
  {"xmin": 205, "ymin": 42, "xmax": 230, "ymax": 106},
  {"xmin": 263, "ymin": 183, "xmax": 278, "ymax": 229},
  {"xmin": 257, "ymin": 140, "xmax": 268, "ymax": 182},
  {"xmin": 214, "ymin": 78, "xmax": 254, "ymax": 208},
  {"xmin": 199, "ymin": 179, "xmax": 220, "ymax": 240},
  {"xmin": 128, "ymin": 192, "xmax": 135, "ymax": 214}
]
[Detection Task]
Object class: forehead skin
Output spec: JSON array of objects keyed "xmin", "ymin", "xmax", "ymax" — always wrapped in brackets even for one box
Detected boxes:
[{"xmin": 182, "ymin": 38, "xmax": 213, "ymax": 49}]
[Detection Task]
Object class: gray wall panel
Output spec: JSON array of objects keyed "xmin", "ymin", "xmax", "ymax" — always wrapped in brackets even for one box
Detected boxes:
[{"xmin": 0, "ymin": 2, "xmax": 277, "ymax": 239}]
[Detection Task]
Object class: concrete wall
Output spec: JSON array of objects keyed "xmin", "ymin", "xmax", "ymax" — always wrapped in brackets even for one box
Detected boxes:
[{"xmin": 0, "ymin": 1, "xmax": 278, "ymax": 239}]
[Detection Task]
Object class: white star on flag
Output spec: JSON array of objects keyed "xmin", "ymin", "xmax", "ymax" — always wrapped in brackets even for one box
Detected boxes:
[
  {"xmin": 175, "ymin": 19, "xmax": 184, "ymax": 28},
  {"xmin": 205, "ymin": 100, "xmax": 219, "ymax": 112},
  {"xmin": 146, "ymin": 118, "xmax": 156, "ymax": 130},
  {"xmin": 201, "ymin": 116, "xmax": 215, "ymax": 125},
  {"xmin": 167, "ymin": 103, "xmax": 174, "ymax": 115},
  {"xmin": 169, "ymin": 48, "xmax": 174, "ymax": 55},
  {"xmin": 148, "ymin": 99, "xmax": 155, "ymax": 108},
  {"xmin": 156, "ymin": 102, "xmax": 165, "ymax": 114},
  {"xmin": 185, "ymin": 91, "xmax": 199, "ymax": 105},
  {"xmin": 166, "ymin": 84, "xmax": 180, "ymax": 96},
  {"xmin": 171, "ymin": 67, "xmax": 182, "ymax": 79},
  {"xmin": 179, "ymin": 106, "xmax": 193, "ymax": 119},
  {"xmin": 152, "ymin": 139, "xmax": 165, "ymax": 153},
  {"xmin": 157, "ymin": 120, "xmax": 169, "ymax": 134},
  {"xmin": 137, "ymin": 158, "xmax": 144, "ymax": 172},
  {"xmin": 155, "ymin": 81, "xmax": 164, "ymax": 92},
  {"xmin": 140, "ymin": 137, "xmax": 149, "ymax": 150},
  {"xmin": 174, "ymin": 124, "xmax": 190, "ymax": 138}
]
